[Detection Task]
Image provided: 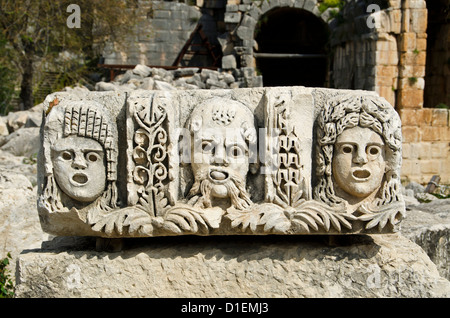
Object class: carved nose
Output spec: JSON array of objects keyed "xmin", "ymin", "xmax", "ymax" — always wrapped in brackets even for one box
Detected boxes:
[
  {"xmin": 212, "ymin": 145, "xmax": 227, "ymax": 165},
  {"xmin": 353, "ymin": 149, "xmax": 368, "ymax": 164},
  {"xmin": 72, "ymin": 154, "xmax": 87, "ymax": 169}
]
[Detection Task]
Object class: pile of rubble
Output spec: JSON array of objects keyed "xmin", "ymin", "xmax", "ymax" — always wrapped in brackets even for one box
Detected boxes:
[
  {"xmin": 94, "ymin": 64, "xmax": 245, "ymax": 92},
  {"xmin": 0, "ymin": 103, "xmax": 43, "ymax": 158},
  {"xmin": 0, "ymin": 103, "xmax": 49, "ymax": 277},
  {"xmin": 400, "ymin": 180, "xmax": 450, "ymax": 280}
]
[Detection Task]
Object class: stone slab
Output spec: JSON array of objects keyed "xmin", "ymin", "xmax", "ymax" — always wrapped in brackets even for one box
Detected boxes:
[
  {"xmin": 401, "ymin": 198, "xmax": 450, "ymax": 280},
  {"xmin": 37, "ymin": 87, "xmax": 405, "ymax": 238},
  {"xmin": 14, "ymin": 233, "xmax": 450, "ymax": 298}
]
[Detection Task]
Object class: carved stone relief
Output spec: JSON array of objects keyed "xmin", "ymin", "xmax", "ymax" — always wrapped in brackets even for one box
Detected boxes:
[
  {"xmin": 313, "ymin": 94, "xmax": 405, "ymax": 232},
  {"xmin": 37, "ymin": 87, "xmax": 405, "ymax": 238}
]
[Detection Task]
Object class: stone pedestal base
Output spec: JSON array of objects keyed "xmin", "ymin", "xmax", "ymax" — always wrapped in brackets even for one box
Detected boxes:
[{"xmin": 15, "ymin": 233, "xmax": 450, "ymax": 298}]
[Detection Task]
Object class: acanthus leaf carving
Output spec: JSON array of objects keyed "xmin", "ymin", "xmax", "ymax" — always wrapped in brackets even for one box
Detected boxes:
[
  {"xmin": 86, "ymin": 207, "xmax": 154, "ymax": 237},
  {"xmin": 160, "ymin": 205, "xmax": 223, "ymax": 235},
  {"xmin": 224, "ymin": 200, "xmax": 356, "ymax": 234},
  {"xmin": 356, "ymin": 201, "xmax": 406, "ymax": 232},
  {"xmin": 39, "ymin": 88, "xmax": 405, "ymax": 238}
]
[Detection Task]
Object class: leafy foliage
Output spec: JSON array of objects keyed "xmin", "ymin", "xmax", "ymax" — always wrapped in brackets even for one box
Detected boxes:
[
  {"xmin": 161, "ymin": 206, "xmax": 223, "ymax": 234},
  {"xmin": 318, "ymin": 0, "xmax": 345, "ymax": 13},
  {"xmin": 22, "ymin": 152, "xmax": 38, "ymax": 165},
  {"xmin": 226, "ymin": 201, "xmax": 357, "ymax": 234},
  {"xmin": 435, "ymin": 103, "xmax": 449, "ymax": 109},
  {"xmin": 0, "ymin": 38, "xmax": 18, "ymax": 115},
  {"xmin": 0, "ymin": 0, "xmax": 140, "ymax": 111},
  {"xmin": 0, "ymin": 253, "xmax": 14, "ymax": 298}
]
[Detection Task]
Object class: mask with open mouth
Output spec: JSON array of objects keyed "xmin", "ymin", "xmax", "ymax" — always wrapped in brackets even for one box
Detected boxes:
[
  {"xmin": 352, "ymin": 168, "xmax": 371, "ymax": 180},
  {"xmin": 188, "ymin": 167, "xmax": 252, "ymax": 210},
  {"xmin": 332, "ymin": 126, "xmax": 386, "ymax": 199},
  {"xmin": 51, "ymin": 135, "xmax": 106, "ymax": 203},
  {"xmin": 186, "ymin": 97, "xmax": 257, "ymax": 210}
]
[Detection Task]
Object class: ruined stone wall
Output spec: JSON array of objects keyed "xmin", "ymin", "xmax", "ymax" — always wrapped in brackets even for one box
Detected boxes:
[
  {"xmin": 101, "ymin": 0, "xmax": 449, "ymax": 184},
  {"xmin": 222, "ymin": 0, "xmax": 331, "ymax": 87},
  {"xmin": 330, "ymin": 0, "xmax": 449, "ymax": 184},
  {"xmin": 395, "ymin": 0, "xmax": 449, "ymax": 185},
  {"xmin": 400, "ymin": 108, "xmax": 450, "ymax": 184},
  {"xmin": 330, "ymin": 3, "xmax": 400, "ymax": 107},
  {"xmin": 103, "ymin": 1, "xmax": 207, "ymax": 66},
  {"xmin": 330, "ymin": 1, "xmax": 424, "ymax": 108}
]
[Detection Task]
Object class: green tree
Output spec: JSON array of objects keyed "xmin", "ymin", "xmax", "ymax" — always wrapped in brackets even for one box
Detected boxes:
[
  {"xmin": 0, "ymin": 0, "xmax": 139, "ymax": 111},
  {"xmin": 0, "ymin": 253, "xmax": 14, "ymax": 298},
  {"xmin": 0, "ymin": 35, "xmax": 17, "ymax": 115}
]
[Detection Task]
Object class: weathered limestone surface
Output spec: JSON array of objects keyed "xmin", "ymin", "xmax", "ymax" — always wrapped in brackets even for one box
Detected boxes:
[
  {"xmin": 0, "ymin": 149, "xmax": 50, "ymax": 276},
  {"xmin": 14, "ymin": 233, "xmax": 450, "ymax": 298},
  {"xmin": 38, "ymin": 87, "xmax": 405, "ymax": 238},
  {"xmin": 2, "ymin": 85, "xmax": 447, "ymax": 299},
  {"xmin": 401, "ymin": 198, "xmax": 450, "ymax": 281}
]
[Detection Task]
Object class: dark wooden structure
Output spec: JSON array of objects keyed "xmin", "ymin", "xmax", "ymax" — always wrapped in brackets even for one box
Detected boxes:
[{"xmin": 172, "ymin": 24, "xmax": 221, "ymax": 67}]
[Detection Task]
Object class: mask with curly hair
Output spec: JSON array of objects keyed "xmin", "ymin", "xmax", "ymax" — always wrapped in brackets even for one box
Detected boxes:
[{"xmin": 313, "ymin": 94, "xmax": 403, "ymax": 213}]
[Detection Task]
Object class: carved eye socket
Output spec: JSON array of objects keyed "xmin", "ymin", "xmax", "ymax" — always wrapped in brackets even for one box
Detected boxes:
[
  {"xmin": 367, "ymin": 145, "xmax": 381, "ymax": 158},
  {"xmin": 61, "ymin": 151, "xmax": 73, "ymax": 161},
  {"xmin": 86, "ymin": 152, "xmax": 100, "ymax": 163},
  {"xmin": 342, "ymin": 145, "xmax": 353, "ymax": 154},
  {"xmin": 227, "ymin": 145, "xmax": 244, "ymax": 158},
  {"xmin": 201, "ymin": 141, "xmax": 215, "ymax": 154}
]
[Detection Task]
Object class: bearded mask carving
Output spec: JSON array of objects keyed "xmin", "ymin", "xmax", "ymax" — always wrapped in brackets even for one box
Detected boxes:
[{"xmin": 186, "ymin": 98, "xmax": 258, "ymax": 210}]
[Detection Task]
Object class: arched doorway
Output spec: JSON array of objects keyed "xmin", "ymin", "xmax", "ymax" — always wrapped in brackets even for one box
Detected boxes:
[
  {"xmin": 424, "ymin": 0, "xmax": 449, "ymax": 108},
  {"xmin": 254, "ymin": 7, "xmax": 329, "ymax": 87}
]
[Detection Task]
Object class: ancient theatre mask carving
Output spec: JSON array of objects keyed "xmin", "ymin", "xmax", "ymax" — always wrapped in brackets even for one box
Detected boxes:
[
  {"xmin": 39, "ymin": 101, "xmax": 118, "ymax": 215},
  {"xmin": 314, "ymin": 94, "xmax": 405, "ymax": 229},
  {"xmin": 186, "ymin": 98, "xmax": 258, "ymax": 211},
  {"xmin": 51, "ymin": 135, "xmax": 106, "ymax": 202},
  {"xmin": 332, "ymin": 126, "xmax": 386, "ymax": 205},
  {"xmin": 37, "ymin": 88, "xmax": 406, "ymax": 238}
]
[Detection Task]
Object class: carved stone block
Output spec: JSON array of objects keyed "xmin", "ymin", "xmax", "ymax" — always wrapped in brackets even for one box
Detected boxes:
[{"xmin": 37, "ymin": 87, "xmax": 405, "ymax": 237}]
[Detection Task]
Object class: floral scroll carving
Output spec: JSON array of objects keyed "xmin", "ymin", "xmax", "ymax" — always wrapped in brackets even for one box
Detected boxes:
[
  {"xmin": 129, "ymin": 96, "xmax": 172, "ymax": 215},
  {"xmin": 38, "ymin": 88, "xmax": 405, "ymax": 238}
]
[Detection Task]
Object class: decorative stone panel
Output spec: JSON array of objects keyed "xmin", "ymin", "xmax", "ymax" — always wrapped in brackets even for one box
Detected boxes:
[{"xmin": 37, "ymin": 87, "xmax": 405, "ymax": 238}]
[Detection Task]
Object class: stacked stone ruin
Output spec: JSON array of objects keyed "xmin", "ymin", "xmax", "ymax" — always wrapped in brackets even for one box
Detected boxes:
[
  {"xmin": 94, "ymin": 65, "xmax": 250, "ymax": 92},
  {"xmin": 102, "ymin": 0, "xmax": 450, "ymax": 185}
]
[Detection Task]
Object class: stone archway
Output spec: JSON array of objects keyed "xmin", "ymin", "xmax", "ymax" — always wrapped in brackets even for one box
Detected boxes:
[
  {"xmin": 253, "ymin": 7, "xmax": 329, "ymax": 87},
  {"xmin": 224, "ymin": 0, "xmax": 334, "ymax": 87}
]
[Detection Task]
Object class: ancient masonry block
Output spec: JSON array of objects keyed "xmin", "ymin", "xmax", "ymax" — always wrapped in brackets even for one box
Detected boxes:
[
  {"xmin": 398, "ymin": 88, "xmax": 424, "ymax": 108},
  {"xmin": 401, "ymin": 126, "xmax": 421, "ymax": 142},
  {"xmin": 399, "ymin": 108, "xmax": 431, "ymax": 127},
  {"xmin": 37, "ymin": 87, "xmax": 405, "ymax": 238}
]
